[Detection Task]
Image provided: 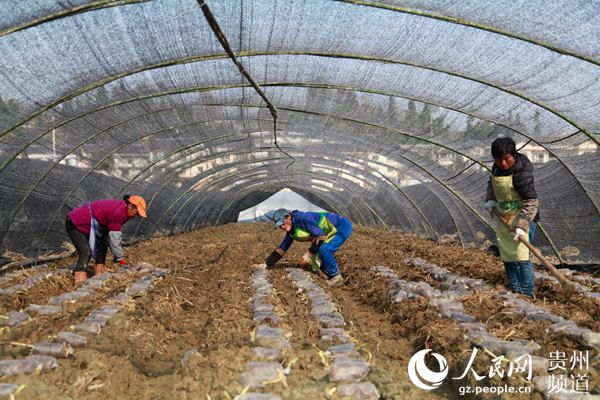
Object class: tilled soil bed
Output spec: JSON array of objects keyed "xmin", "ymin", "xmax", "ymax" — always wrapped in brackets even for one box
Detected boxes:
[{"xmin": 0, "ymin": 223, "xmax": 596, "ymax": 399}]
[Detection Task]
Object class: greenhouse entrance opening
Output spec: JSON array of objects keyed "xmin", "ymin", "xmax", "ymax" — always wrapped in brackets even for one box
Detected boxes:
[{"xmin": 237, "ymin": 188, "xmax": 326, "ymax": 223}]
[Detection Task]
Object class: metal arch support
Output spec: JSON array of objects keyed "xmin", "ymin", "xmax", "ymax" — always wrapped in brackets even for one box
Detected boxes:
[
  {"xmin": 77, "ymin": 119, "xmax": 482, "ymax": 244},
  {"xmin": 211, "ymin": 172, "xmax": 394, "ymax": 233},
  {"xmin": 141, "ymin": 158, "xmax": 366, "ymax": 234},
  {"xmin": 2, "ymin": 110, "xmax": 271, "ymax": 242},
  {"xmin": 171, "ymin": 166, "xmax": 376, "ymax": 234},
  {"xmin": 0, "ymin": 0, "xmax": 150, "ymax": 37},
  {"xmin": 3, "ymin": 77, "xmax": 543, "ymax": 174},
  {"xmin": 3, "ymin": 0, "xmax": 596, "ymax": 125},
  {"xmin": 127, "ymin": 144, "xmax": 446, "ymax": 241},
  {"xmin": 127, "ymin": 146, "xmax": 424, "ymax": 237},
  {"xmin": 2, "ymin": 51, "xmax": 595, "ymax": 148},
  {"xmin": 115, "ymin": 122, "xmax": 289, "ymax": 194},
  {"xmin": 6, "ymin": 0, "xmax": 593, "ymax": 67},
  {"xmin": 337, "ymin": 0, "xmax": 599, "ymax": 66},
  {"xmin": 8, "ymin": 105, "xmax": 565, "ymax": 261},
  {"xmin": 170, "ymin": 162, "xmax": 375, "ymax": 232},
  {"xmin": 143, "ymin": 160, "xmax": 275, "ymax": 234},
  {"xmin": 17, "ymin": 97, "xmax": 492, "ymax": 248},
  {"xmin": 4, "ymin": 84, "xmax": 597, "ymax": 221},
  {"xmin": 124, "ymin": 123, "xmax": 561, "ymax": 259},
  {"xmin": 35, "ymin": 130, "xmax": 266, "ymax": 249},
  {"xmin": 208, "ymin": 99, "xmax": 598, "ymax": 216},
  {"xmin": 8, "ymin": 118, "xmax": 278, "ymax": 247},
  {"xmin": 134, "ymin": 178, "xmax": 345, "ymax": 240},
  {"xmin": 112, "ymin": 131, "xmax": 426, "ymax": 236},
  {"xmin": 371, "ymin": 168, "xmax": 437, "ymax": 238},
  {"xmin": 126, "ymin": 139, "xmax": 436, "ymax": 236},
  {"xmin": 23, "ymin": 108, "xmax": 559, "ymax": 259},
  {"xmin": 389, "ymin": 147, "xmax": 561, "ymax": 259},
  {"xmin": 226, "ymin": 102, "xmax": 600, "ymax": 237},
  {"xmin": 182, "ymin": 165, "xmax": 396, "ymax": 232}
]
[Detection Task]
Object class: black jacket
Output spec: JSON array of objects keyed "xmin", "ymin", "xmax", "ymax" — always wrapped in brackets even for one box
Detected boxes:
[{"xmin": 486, "ymin": 153, "xmax": 540, "ymax": 221}]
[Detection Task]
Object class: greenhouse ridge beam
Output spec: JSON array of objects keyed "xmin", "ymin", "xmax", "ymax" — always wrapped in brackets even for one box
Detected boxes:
[
  {"xmin": 196, "ymin": 0, "xmax": 292, "ymax": 167},
  {"xmin": 338, "ymin": 0, "xmax": 600, "ymax": 66},
  {"xmin": 196, "ymin": 1, "xmax": 278, "ymax": 123}
]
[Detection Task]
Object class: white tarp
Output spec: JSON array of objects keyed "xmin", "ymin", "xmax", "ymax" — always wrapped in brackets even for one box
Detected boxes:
[{"xmin": 238, "ymin": 188, "xmax": 326, "ymax": 223}]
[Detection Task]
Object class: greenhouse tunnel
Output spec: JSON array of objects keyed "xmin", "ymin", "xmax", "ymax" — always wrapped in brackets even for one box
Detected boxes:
[{"xmin": 0, "ymin": 0, "xmax": 598, "ymax": 264}]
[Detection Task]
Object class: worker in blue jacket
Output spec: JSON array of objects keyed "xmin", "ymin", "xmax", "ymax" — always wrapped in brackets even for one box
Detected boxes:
[{"xmin": 263, "ymin": 209, "xmax": 352, "ymax": 287}]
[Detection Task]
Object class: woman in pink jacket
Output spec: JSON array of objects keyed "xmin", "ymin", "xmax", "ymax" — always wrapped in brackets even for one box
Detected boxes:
[{"xmin": 65, "ymin": 195, "xmax": 147, "ymax": 284}]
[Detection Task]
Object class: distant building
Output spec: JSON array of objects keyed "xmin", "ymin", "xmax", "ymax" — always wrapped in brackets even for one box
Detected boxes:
[
  {"xmin": 18, "ymin": 145, "xmax": 89, "ymax": 168},
  {"xmin": 574, "ymin": 141, "xmax": 597, "ymax": 156},
  {"xmin": 516, "ymin": 142, "xmax": 549, "ymax": 164}
]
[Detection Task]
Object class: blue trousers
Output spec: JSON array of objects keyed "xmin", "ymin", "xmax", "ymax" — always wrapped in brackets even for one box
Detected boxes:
[
  {"xmin": 504, "ymin": 260, "xmax": 535, "ymax": 297},
  {"xmin": 529, "ymin": 221, "xmax": 536, "ymax": 244},
  {"xmin": 318, "ymin": 217, "xmax": 353, "ymax": 278}
]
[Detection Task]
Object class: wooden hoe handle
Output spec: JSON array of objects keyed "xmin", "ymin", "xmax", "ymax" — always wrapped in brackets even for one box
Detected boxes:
[{"xmin": 492, "ymin": 209, "xmax": 575, "ymax": 296}]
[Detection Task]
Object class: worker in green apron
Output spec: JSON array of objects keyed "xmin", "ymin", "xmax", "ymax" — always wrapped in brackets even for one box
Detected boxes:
[{"xmin": 485, "ymin": 137, "xmax": 539, "ymax": 297}]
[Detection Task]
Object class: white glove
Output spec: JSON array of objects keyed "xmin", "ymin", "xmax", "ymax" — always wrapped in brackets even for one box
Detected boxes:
[
  {"xmin": 485, "ymin": 200, "xmax": 497, "ymax": 218},
  {"xmin": 512, "ymin": 228, "xmax": 527, "ymax": 242},
  {"xmin": 300, "ymin": 252, "xmax": 312, "ymax": 265}
]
